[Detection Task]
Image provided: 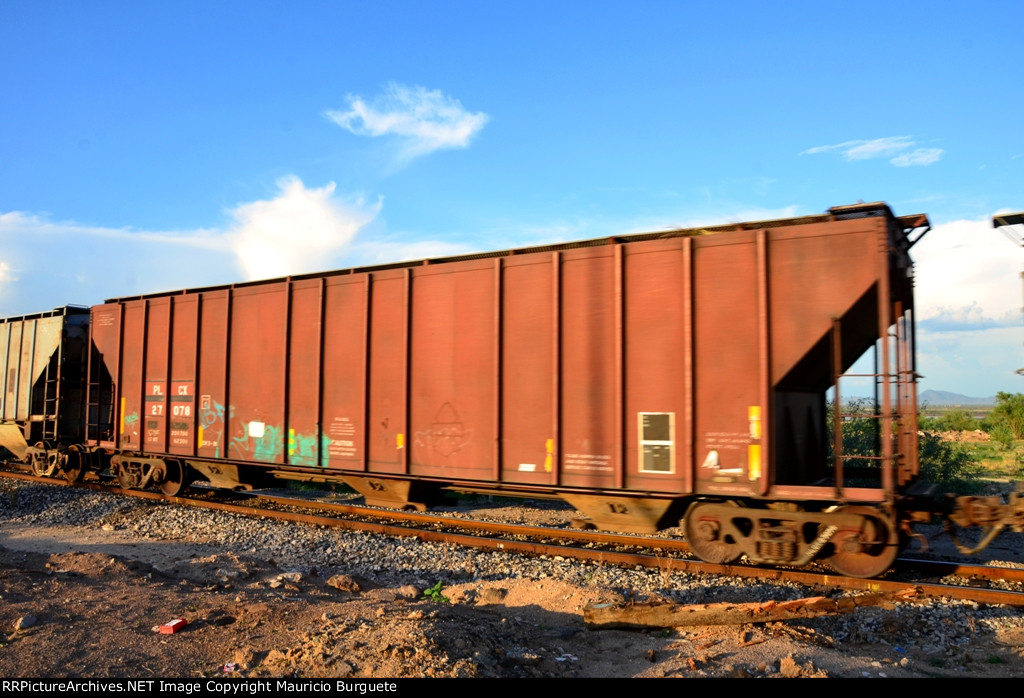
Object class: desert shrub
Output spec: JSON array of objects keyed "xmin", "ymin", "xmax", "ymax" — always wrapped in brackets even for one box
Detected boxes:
[
  {"xmin": 983, "ymin": 392, "xmax": 1024, "ymax": 449},
  {"xmin": 933, "ymin": 408, "xmax": 982, "ymax": 433},
  {"xmin": 828, "ymin": 399, "xmax": 981, "ymax": 492},
  {"xmin": 918, "ymin": 432, "xmax": 983, "ymax": 493}
]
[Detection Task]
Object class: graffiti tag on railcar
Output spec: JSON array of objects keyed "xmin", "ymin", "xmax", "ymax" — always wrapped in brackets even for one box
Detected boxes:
[{"xmin": 415, "ymin": 402, "xmax": 473, "ymax": 466}]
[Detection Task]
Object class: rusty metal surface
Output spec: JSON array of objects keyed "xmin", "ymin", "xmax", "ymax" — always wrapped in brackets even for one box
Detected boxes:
[
  {"xmin": 227, "ymin": 286, "xmax": 286, "ymax": 464},
  {"xmin": 559, "ymin": 246, "xmax": 616, "ymax": 490},
  {"xmin": 320, "ymin": 276, "xmax": 365, "ymax": 470},
  {"xmin": 693, "ymin": 230, "xmax": 761, "ymax": 497},
  {"xmin": 949, "ymin": 492, "xmax": 1024, "ymax": 530},
  {"xmin": 168, "ymin": 296, "xmax": 198, "ymax": 457},
  {"xmin": 945, "ymin": 492, "xmax": 1024, "ymax": 554},
  {"xmin": 410, "ymin": 260, "xmax": 495, "ymax": 479},
  {"xmin": 900, "ymin": 557, "xmax": 1024, "ymax": 584},
  {"xmin": 622, "ymin": 239, "xmax": 688, "ymax": 493},
  {"xmin": 500, "ymin": 253, "xmax": 555, "ymax": 486},
  {"xmin": 197, "ymin": 290, "xmax": 229, "ymax": 459},
  {"xmin": 286, "ymin": 279, "xmax": 322, "ymax": 467},
  {"xmin": 85, "ymin": 204, "xmax": 925, "ymax": 516},
  {"xmin": 367, "ymin": 270, "xmax": 406, "ymax": 474}
]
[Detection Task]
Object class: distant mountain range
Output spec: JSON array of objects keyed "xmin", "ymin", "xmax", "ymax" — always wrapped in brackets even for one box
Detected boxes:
[{"xmin": 918, "ymin": 390, "xmax": 996, "ymax": 406}]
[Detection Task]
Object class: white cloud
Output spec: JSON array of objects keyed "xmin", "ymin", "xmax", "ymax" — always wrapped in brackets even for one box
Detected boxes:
[
  {"xmin": 0, "ymin": 260, "xmax": 13, "ymax": 301},
  {"xmin": 0, "ymin": 177, "xmax": 381, "ymax": 315},
  {"xmin": 802, "ymin": 136, "xmax": 912, "ymax": 160},
  {"xmin": 0, "ymin": 210, "xmax": 224, "ymax": 249},
  {"xmin": 801, "ymin": 136, "xmax": 943, "ymax": 167},
  {"xmin": 0, "ymin": 211, "xmax": 232, "ymax": 314},
  {"xmin": 917, "ymin": 326, "xmax": 1023, "ymax": 397},
  {"xmin": 226, "ymin": 176, "xmax": 381, "ymax": 280},
  {"xmin": 325, "ymin": 83, "xmax": 489, "ymax": 165},
  {"xmin": 918, "ymin": 302, "xmax": 1018, "ymax": 332},
  {"xmin": 891, "ymin": 148, "xmax": 944, "ymax": 167},
  {"xmin": 913, "ymin": 217, "xmax": 1020, "ymax": 331}
]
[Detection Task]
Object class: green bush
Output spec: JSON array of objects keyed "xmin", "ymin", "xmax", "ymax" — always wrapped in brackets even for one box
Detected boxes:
[
  {"xmin": 933, "ymin": 408, "xmax": 982, "ymax": 432},
  {"xmin": 828, "ymin": 399, "xmax": 982, "ymax": 492},
  {"xmin": 918, "ymin": 432, "xmax": 983, "ymax": 493},
  {"xmin": 826, "ymin": 399, "xmax": 881, "ymax": 469},
  {"xmin": 982, "ymin": 392, "xmax": 1024, "ymax": 449}
]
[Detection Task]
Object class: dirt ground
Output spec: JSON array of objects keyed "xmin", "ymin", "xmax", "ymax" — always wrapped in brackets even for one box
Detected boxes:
[{"xmin": 2, "ymin": 524, "xmax": 1024, "ymax": 679}]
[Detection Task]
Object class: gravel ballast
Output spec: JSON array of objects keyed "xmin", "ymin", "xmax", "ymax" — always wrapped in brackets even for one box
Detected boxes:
[{"xmin": 1, "ymin": 478, "xmax": 1023, "ymax": 678}]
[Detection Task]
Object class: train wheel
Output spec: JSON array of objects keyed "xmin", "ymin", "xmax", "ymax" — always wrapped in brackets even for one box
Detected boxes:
[
  {"xmin": 159, "ymin": 461, "xmax": 188, "ymax": 497},
  {"xmin": 63, "ymin": 446, "xmax": 86, "ymax": 483},
  {"xmin": 684, "ymin": 501, "xmax": 742, "ymax": 564},
  {"xmin": 827, "ymin": 508, "xmax": 898, "ymax": 578},
  {"xmin": 115, "ymin": 465, "xmax": 134, "ymax": 490},
  {"xmin": 31, "ymin": 442, "xmax": 56, "ymax": 477}
]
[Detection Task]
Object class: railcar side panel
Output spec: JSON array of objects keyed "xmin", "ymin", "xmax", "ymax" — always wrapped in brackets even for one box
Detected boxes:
[
  {"xmin": 409, "ymin": 260, "xmax": 496, "ymax": 479},
  {"xmin": 168, "ymin": 296, "xmax": 198, "ymax": 456},
  {"xmin": 196, "ymin": 291, "xmax": 229, "ymax": 459},
  {"xmin": 622, "ymin": 238, "xmax": 690, "ymax": 493},
  {"xmin": 693, "ymin": 232, "xmax": 765, "ymax": 496},
  {"xmin": 143, "ymin": 299, "xmax": 170, "ymax": 453},
  {"xmin": 119, "ymin": 303, "xmax": 145, "ymax": 450},
  {"xmin": 0, "ymin": 325, "xmax": 10, "ymax": 421},
  {"xmin": 559, "ymin": 247, "xmax": 617, "ymax": 489},
  {"xmin": 286, "ymin": 279, "xmax": 324, "ymax": 467},
  {"xmin": 16, "ymin": 320, "xmax": 32, "ymax": 419},
  {"xmin": 2, "ymin": 321, "xmax": 23, "ymax": 421},
  {"xmin": 88, "ymin": 304, "xmax": 121, "ymax": 446},
  {"xmin": 768, "ymin": 219, "xmax": 881, "ymax": 384},
  {"xmin": 500, "ymin": 253, "xmax": 556, "ymax": 485},
  {"xmin": 26, "ymin": 319, "xmax": 65, "ymax": 420},
  {"xmin": 367, "ymin": 271, "xmax": 408, "ymax": 474},
  {"xmin": 227, "ymin": 285, "xmax": 287, "ymax": 464},
  {"xmin": 767, "ymin": 220, "xmax": 885, "ymax": 492},
  {"xmin": 320, "ymin": 276, "xmax": 368, "ymax": 470}
]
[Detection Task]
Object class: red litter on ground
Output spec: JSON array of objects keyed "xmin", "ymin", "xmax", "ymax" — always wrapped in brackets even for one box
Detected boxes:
[{"xmin": 159, "ymin": 619, "xmax": 188, "ymax": 634}]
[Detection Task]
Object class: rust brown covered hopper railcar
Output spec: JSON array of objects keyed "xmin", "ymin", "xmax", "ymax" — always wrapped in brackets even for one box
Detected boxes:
[{"xmin": 85, "ymin": 202, "xmax": 932, "ymax": 577}]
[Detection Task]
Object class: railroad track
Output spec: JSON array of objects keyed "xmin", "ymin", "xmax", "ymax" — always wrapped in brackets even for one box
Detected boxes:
[{"xmin": 3, "ymin": 466, "xmax": 1023, "ymax": 608}]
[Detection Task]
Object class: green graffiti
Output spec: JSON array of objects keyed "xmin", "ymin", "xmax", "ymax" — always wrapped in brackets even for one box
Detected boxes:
[
  {"xmin": 287, "ymin": 429, "xmax": 333, "ymax": 467},
  {"xmin": 229, "ymin": 421, "xmax": 283, "ymax": 463},
  {"xmin": 121, "ymin": 411, "xmax": 140, "ymax": 447},
  {"xmin": 253, "ymin": 424, "xmax": 282, "ymax": 461}
]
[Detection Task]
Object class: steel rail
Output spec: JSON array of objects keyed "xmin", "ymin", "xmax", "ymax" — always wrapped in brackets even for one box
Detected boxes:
[{"xmin": 3, "ymin": 468, "xmax": 1023, "ymax": 606}]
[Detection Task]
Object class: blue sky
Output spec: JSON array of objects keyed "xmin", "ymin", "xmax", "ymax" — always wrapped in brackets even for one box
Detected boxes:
[{"xmin": 2, "ymin": 1, "xmax": 1022, "ymax": 398}]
